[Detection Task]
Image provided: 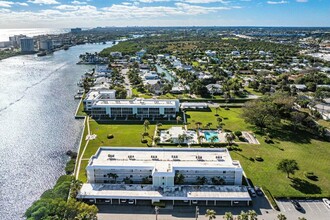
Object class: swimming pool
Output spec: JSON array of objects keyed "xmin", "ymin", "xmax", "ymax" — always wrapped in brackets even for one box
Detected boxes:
[{"xmin": 203, "ymin": 131, "xmax": 219, "ymax": 142}]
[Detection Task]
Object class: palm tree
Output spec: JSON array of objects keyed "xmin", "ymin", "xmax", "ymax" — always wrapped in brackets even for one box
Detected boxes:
[
  {"xmin": 178, "ymin": 134, "xmax": 186, "ymax": 144},
  {"xmin": 206, "ymin": 122, "xmax": 212, "ymax": 129},
  {"xmin": 107, "ymin": 173, "xmax": 118, "ymax": 183},
  {"xmin": 237, "ymin": 211, "xmax": 248, "ymax": 220},
  {"xmin": 277, "ymin": 159, "xmax": 299, "ymax": 178},
  {"xmin": 210, "ymin": 135, "xmax": 218, "ymax": 145},
  {"xmin": 248, "ymin": 210, "xmax": 257, "ymax": 220},
  {"xmin": 195, "ymin": 122, "xmax": 202, "ymax": 130},
  {"xmin": 143, "ymin": 120, "xmax": 150, "ymax": 132},
  {"xmin": 225, "ymin": 132, "xmax": 234, "ymax": 146},
  {"xmin": 215, "ymin": 106, "xmax": 220, "ymax": 116},
  {"xmin": 176, "ymin": 116, "xmax": 182, "ymax": 124},
  {"xmin": 277, "ymin": 213, "xmax": 287, "ymax": 220},
  {"xmin": 196, "ymin": 176, "xmax": 207, "ymax": 185},
  {"xmin": 153, "ymin": 136, "xmax": 160, "ymax": 147},
  {"xmin": 174, "ymin": 172, "xmax": 185, "ymax": 185},
  {"xmin": 205, "ymin": 209, "xmax": 216, "ymax": 220},
  {"xmin": 70, "ymin": 179, "xmax": 83, "ymax": 198},
  {"xmin": 223, "ymin": 212, "xmax": 233, "ymax": 220}
]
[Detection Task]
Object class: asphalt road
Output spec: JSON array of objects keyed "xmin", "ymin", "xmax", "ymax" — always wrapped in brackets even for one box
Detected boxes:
[{"xmin": 121, "ymin": 68, "xmax": 132, "ymax": 98}]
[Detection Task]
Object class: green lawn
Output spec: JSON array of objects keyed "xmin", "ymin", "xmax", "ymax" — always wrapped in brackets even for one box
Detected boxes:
[
  {"xmin": 185, "ymin": 107, "xmax": 251, "ymax": 132},
  {"xmin": 77, "ymin": 120, "xmax": 156, "ymax": 182},
  {"xmin": 76, "ymin": 100, "xmax": 87, "ymax": 117},
  {"xmin": 231, "ymin": 131, "xmax": 330, "ymax": 198}
]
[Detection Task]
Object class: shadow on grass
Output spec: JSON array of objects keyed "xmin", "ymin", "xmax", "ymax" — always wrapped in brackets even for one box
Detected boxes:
[
  {"xmin": 267, "ymin": 125, "xmax": 312, "ymax": 144},
  {"xmin": 290, "ymin": 178, "xmax": 322, "ymax": 194}
]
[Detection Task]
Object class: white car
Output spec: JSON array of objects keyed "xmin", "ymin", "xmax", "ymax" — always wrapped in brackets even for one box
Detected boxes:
[
  {"xmin": 323, "ymin": 198, "xmax": 330, "ymax": 209},
  {"xmin": 128, "ymin": 199, "xmax": 135, "ymax": 205}
]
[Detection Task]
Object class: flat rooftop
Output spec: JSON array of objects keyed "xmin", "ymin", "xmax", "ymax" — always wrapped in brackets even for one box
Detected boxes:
[
  {"xmin": 88, "ymin": 147, "xmax": 241, "ymax": 170},
  {"xmin": 94, "ymin": 98, "xmax": 178, "ymax": 107},
  {"xmin": 78, "ymin": 184, "xmax": 251, "ymax": 201}
]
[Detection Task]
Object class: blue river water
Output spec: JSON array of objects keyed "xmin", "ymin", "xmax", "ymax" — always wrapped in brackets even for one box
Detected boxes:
[{"xmin": 0, "ymin": 43, "xmax": 111, "ymax": 219}]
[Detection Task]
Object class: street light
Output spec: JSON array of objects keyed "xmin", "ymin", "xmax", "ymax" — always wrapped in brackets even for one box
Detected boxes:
[
  {"xmin": 195, "ymin": 206, "xmax": 199, "ymax": 220},
  {"xmin": 155, "ymin": 206, "xmax": 159, "ymax": 220}
]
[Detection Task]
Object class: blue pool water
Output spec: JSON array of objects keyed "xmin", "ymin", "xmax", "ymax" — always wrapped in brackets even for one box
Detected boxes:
[{"xmin": 203, "ymin": 131, "xmax": 219, "ymax": 142}]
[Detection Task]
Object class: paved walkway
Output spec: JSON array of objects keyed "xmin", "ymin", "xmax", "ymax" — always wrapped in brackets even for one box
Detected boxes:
[{"xmin": 75, "ymin": 116, "xmax": 91, "ymax": 179}]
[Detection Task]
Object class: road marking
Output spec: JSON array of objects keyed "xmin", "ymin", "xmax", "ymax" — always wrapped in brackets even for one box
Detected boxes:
[
  {"xmin": 305, "ymin": 202, "xmax": 314, "ymax": 212},
  {"xmin": 278, "ymin": 202, "xmax": 286, "ymax": 212},
  {"xmin": 313, "ymin": 202, "xmax": 322, "ymax": 212}
]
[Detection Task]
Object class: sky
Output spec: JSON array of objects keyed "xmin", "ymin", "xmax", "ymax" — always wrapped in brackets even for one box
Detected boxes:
[{"xmin": 0, "ymin": 0, "xmax": 329, "ymax": 28}]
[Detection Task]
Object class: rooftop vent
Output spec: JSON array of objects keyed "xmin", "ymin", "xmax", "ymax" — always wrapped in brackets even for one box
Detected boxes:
[
  {"xmin": 196, "ymin": 155, "xmax": 203, "ymax": 160},
  {"xmin": 151, "ymin": 155, "xmax": 158, "ymax": 159},
  {"xmin": 171, "ymin": 155, "xmax": 178, "ymax": 159},
  {"xmin": 128, "ymin": 155, "xmax": 135, "ymax": 160},
  {"xmin": 216, "ymin": 155, "xmax": 223, "ymax": 160},
  {"xmin": 108, "ymin": 154, "xmax": 115, "ymax": 158}
]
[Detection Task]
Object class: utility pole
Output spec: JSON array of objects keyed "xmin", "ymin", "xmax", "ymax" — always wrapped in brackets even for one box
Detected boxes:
[{"xmin": 195, "ymin": 206, "xmax": 199, "ymax": 220}]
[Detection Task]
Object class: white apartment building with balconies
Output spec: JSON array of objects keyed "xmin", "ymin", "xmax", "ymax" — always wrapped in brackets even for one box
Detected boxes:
[{"xmin": 77, "ymin": 147, "xmax": 251, "ymax": 206}]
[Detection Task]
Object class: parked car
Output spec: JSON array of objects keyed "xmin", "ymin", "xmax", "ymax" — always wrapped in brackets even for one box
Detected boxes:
[
  {"xmin": 254, "ymin": 186, "xmax": 263, "ymax": 196},
  {"xmin": 120, "ymin": 199, "xmax": 127, "ymax": 203},
  {"xmin": 192, "ymin": 200, "xmax": 198, "ymax": 204},
  {"xmin": 248, "ymin": 187, "xmax": 256, "ymax": 197},
  {"xmin": 323, "ymin": 198, "xmax": 330, "ymax": 209},
  {"xmin": 128, "ymin": 199, "xmax": 135, "ymax": 205},
  {"xmin": 291, "ymin": 200, "xmax": 302, "ymax": 210}
]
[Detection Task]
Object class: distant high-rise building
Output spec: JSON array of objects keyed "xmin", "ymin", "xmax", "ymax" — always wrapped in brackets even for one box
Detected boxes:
[
  {"xmin": 9, "ymin": 34, "xmax": 27, "ymax": 47},
  {"xmin": 71, "ymin": 28, "xmax": 82, "ymax": 33},
  {"xmin": 38, "ymin": 39, "xmax": 53, "ymax": 51},
  {"xmin": 20, "ymin": 37, "xmax": 34, "ymax": 53}
]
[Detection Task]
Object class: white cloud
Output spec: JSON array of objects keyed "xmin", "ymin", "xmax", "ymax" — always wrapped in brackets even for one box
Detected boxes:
[
  {"xmin": 71, "ymin": 0, "xmax": 87, "ymax": 5},
  {"xmin": 138, "ymin": 0, "xmax": 171, "ymax": 3},
  {"xmin": 0, "ymin": 1, "xmax": 13, "ymax": 7},
  {"xmin": 267, "ymin": 1, "xmax": 288, "ymax": 4},
  {"xmin": 28, "ymin": 0, "xmax": 59, "ymax": 4},
  {"xmin": 182, "ymin": 0, "xmax": 228, "ymax": 4},
  {"xmin": 296, "ymin": 0, "xmax": 308, "ymax": 2},
  {"xmin": 16, "ymin": 2, "xmax": 29, "ymax": 6}
]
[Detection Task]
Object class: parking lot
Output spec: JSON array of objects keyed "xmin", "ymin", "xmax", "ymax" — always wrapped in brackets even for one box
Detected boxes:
[
  {"xmin": 276, "ymin": 199, "xmax": 330, "ymax": 220},
  {"xmin": 97, "ymin": 198, "xmax": 330, "ymax": 220}
]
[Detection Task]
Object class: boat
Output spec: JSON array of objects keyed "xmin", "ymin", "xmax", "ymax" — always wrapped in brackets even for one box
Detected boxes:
[
  {"xmin": 74, "ymin": 94, "xmax": 83, "ymax": 99},
  {"xmin": 102, "ymin": 42, "xmax": 106, "ymax": 44},
  {"xmin": 37, "ymin": 51, "xmax": 47, "ymax": 57},
  {"xmin": 63, "ymin": 45, "xmax": 69, "ymax": 50}
]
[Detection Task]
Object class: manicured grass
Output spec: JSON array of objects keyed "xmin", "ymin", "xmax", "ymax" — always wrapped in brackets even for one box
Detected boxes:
[
  {"xmin": 83, "ymin": 120, "xmax": 155, "ymax": 158},
  {"xmin": 76, "ymin": 99, "xmax": 88, "ymax": 117},
  {"xmin": 78, "ymin": 120, "xmax": 156, "ymax": 182},
  {"xmin": 78, "ymin": 160, "xmax": 89, "ymax": 183},
  {"xmin": 185, "ymin": 107, "xmax": 251, "ymax": 132},
  {"xmin": 230, "ymin": 128, "xmax": 330, "ymax": 198}
]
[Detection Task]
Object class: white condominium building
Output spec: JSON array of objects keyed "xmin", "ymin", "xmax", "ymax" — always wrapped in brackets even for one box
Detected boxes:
[
  {"xmin": 83, "ymin": 90, "xmax": 116, "ymax": 111},
  {"xmin": 90, "ymin": 98, "xmax": 180, "ymax": 119},
  {"xmin": 77, "ymin": 147, "xmax": 251, "ymax": 206}
]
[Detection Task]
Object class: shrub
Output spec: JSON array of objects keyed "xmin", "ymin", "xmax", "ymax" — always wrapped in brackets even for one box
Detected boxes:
[
  {"xmin": 224, "ymin": 106, "xmax": 229, "ymax": 110},
  {"xmin": 234, "ymin": 131, "xmax": 242, "ymax": 137},
  {"xmin": 249, "ymin": 157, "xmax": 255, "ymax": 162},
  {"xmin": 65, "ymin": 159, "xmax": 75, "ymax": 175},
  {"xmin": 255, "ymin": 156, "xmax": 264, "ymax": 162},
  {"xmin": 107, "ymin": 134, "xmax": 114, "ymax": 139},
  {"xmin": 239, "ymin": 136, "xmax": 246, "ymax": 142},
  {"xmin": 214, "ymin": 114, "xmax": 219, "ymax": 117},
  {"xmin": 141, "ymin": 139, "xmax": 148, "ymax": 143}
]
